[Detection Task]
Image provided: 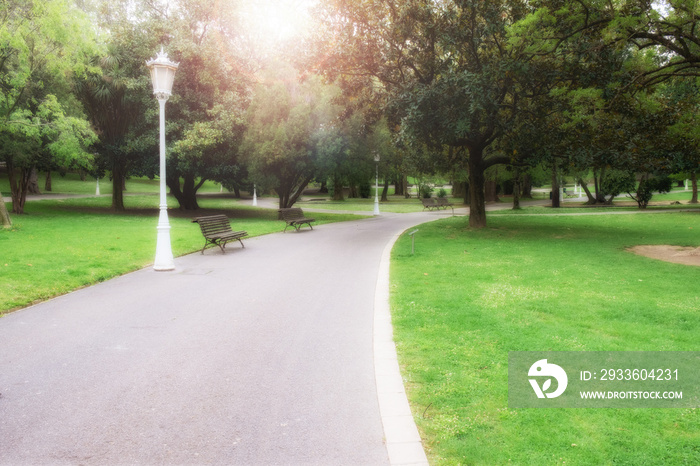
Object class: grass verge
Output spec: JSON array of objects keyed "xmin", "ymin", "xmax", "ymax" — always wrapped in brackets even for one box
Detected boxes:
[
  {"xmin": 1, "ymin": 195, "xmax": 366, "ymax": 314},
  {"xmin": 391, "ymin": 213, "xmax": 700, "ymax": 464}
]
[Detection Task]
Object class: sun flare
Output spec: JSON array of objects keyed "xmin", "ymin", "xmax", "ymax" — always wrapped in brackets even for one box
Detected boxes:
[{"xmin": 240, "ymin": 0, "xmax": 316, "ymax": 46}]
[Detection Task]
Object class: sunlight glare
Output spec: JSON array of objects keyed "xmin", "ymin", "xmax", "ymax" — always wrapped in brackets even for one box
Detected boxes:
[{"xmin": 240, "ymin": 0, "xmax": 316, "ymax": 46}]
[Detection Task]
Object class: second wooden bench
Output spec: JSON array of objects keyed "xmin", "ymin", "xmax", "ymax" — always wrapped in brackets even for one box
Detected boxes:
[{"xmin": 278, "ymin": 208, "xmax": 316, "ymax": 232}]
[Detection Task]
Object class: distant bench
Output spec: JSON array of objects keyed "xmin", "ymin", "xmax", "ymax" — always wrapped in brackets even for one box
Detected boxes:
[
  {"xmin": 421, "ymin": 197, "xmax": 454, "ymax": 214},
  {"xmin": 436, "ymin": 197, "xmax": 454, "ymax": 213},
  {"xmin": 192, "ymin": 214, "xmax": 248, "ymax": 254},
  {"xmin": 278, "ymin": 208, "xmax": 316, "ymax": 232},
  {"xmin": 421, "ymin": 198, "xmax": 439, "ymax": 210}
]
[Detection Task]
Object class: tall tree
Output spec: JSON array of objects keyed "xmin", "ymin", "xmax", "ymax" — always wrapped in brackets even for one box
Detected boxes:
[
  {"xmin": 314, "ymin": 0, "xmax": 532, "ymax": 227},
  {"xmin": 512, "ymin": 0, "xmax": 700, "ymax": 87},
  {"xmin": 0, "ymin": 0, "xmax": 98, "ymax": 214},
  {"xmin": 242, "ymin": 70, "xmax": 327, "ymax": 209},
  {"xmin": 152, "ymin": 0, "xmax": 251, "ymax": 210},
  {"xmin": 664, "ymin": 78, "xmax": 700, "ymax": 203},
  {"xmin": 75, "ymin": 30, "xmax": 156, "ymax": 211}
]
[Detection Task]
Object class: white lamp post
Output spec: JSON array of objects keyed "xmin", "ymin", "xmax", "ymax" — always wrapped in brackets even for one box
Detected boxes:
[
  {"xmin": 373, "ymin": 152, "xmax": 380, "ymax": 216},
  {"xmin": 147, "ymin": 48, "xmax": 179, "ymax": 271}
]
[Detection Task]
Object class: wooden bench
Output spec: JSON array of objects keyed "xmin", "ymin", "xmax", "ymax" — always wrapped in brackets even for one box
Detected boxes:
[
  {"xmin": 435, "ymin": 197, "xmax": 454, "ymax": 214},
  {"xmin": 192, "ymin": 214, "xmax": 248, "ymax": 254},
  {"xmin": 278, "ymin": 208, "xmax": 315, "ymax": 232},
  {"xmin": 421, "ymin": 198, "xmax": 439, "ymax": 210}
]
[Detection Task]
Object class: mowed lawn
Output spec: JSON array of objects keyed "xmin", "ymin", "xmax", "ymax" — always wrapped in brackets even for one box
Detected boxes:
[
  {"xmin": 391, "ymin": 212, "xmax": 700, "ymax": 464},
  {"xmin": 0, "ymin": 195, "xmax": 365, "ymax": 314}
]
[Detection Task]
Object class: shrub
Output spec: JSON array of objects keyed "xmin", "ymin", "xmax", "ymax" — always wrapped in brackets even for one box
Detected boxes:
[
  {"xmin": 359, "ymin": 181, "xmax": 371, "ymax": 198},
  {"xmin": 420, "ymin": 185, "xmax": 433, "ymax": 199},
  {"xmin": 630, "ymin": 175, "xmax": 672, "ymax": 209}
]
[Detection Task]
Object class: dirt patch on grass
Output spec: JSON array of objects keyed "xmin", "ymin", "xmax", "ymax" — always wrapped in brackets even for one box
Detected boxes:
[{"xmin": 628, "ymin": 245, "xmax": 700, "ymax": 267}]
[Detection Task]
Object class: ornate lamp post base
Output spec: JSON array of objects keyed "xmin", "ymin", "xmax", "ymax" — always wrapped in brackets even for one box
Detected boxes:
[
  {"xmin": 154, "ymin": 207, "xmax": 174, "ymax": 271},
  {"xmin": 373, "ymin": 153, "xmax": 380, "ymax": 216}
]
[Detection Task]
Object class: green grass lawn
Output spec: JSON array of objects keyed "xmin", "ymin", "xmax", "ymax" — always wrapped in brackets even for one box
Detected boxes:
[
  {"xmin": 391, "ymin": 213, "xmax": 700, "ymax": 464},
  {"xmin": 648, "ymin": 190, "xmax": 698, "ymax": 203},
  {"xmin": 0, "ymin": 171, "xmax": 227, "ymax": 195},
  {"xmin": 0, "ymin": 195, "xmax": 366, "ymax": 314}
]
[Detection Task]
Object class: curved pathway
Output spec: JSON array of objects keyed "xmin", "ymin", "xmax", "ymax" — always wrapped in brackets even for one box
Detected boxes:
[{"xmin": 0, "ymin": 210, "xmax": 448, "ymax": 465}]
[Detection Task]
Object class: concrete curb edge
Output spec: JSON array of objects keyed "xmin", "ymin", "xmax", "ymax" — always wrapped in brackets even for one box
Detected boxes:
[{"xmin": 374, "ymin": 229, "xmax": 430, "ymax": 465}]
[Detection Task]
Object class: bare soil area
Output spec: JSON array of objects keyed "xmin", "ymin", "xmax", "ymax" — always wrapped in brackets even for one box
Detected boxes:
[{"xmin": 628, "ymin": 245, "xmax": 700, "ymax": 267}]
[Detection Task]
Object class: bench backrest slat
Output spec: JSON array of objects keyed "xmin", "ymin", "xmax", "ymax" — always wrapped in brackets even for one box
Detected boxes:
[
  {"xmin": 279, "ymin": 208, "xmax": 306, "ymax": 220},
  {"xmin": 192, "ymin": 215, "xmax": 233, "ymax": 237}
]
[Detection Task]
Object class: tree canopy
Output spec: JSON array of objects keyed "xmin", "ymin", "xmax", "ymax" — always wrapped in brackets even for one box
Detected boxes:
[
  {"xmin": 0, "ymin": 0, "xmax": 98, "ymax": 213},
  {"xmin": 3, "ymin": 0, "xmax": 699, "ymax": 223}
]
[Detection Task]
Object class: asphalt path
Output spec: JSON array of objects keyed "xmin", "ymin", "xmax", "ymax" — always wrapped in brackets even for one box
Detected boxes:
[{"xmin": 0, "ymin": 210, "xmax": 448, "ymax": 465}]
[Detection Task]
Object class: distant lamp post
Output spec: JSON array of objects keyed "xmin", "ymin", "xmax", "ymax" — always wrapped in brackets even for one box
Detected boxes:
[
  {"xmin": 146, "ymin": 48, "xmax": 179, "ymax": 271},
  {"xmin": 373, "ymin": 152, "xmax": 380, "ymax": 216}
]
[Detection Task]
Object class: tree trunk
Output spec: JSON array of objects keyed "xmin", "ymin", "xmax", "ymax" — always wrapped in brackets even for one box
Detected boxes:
[
  {"xmin": 168, "ymin": 174, "xmax": 201, "ymax": 210},
  {"xmin": 7, "ymin": 159, "xmax": 30, "ymax": 214},
  {"xmin": 512, "ymin": 172, "xmax": 521, "ymax": 210},
  {"xmin": 27, "ymin": 168, "xmax": 41, "ymax": 195},
  {"xmin": 0, "ymin": 191, "xmax": 11, "ymax": 227},
  {"xmin": 278, "ymin": 176, "xmax": 312, "ymax": 209},
  {"xmin": 332, "ymin": 176, "xmax": 344, "ymax": 201},
  {"xmin": 467, "ymin": 149, "xmax": 487, "ymax": 228},
  {"xmin": 485, "ymin": 179, "xmax": 499, "ymax": 202},
  {"xmin": 551, "ymin": 162, "xmax": 560, "ymax": 208},
  {"xmin": 403, "ymin": 173, "xmax": 410, "ymax": 198},
  {"xmin": 182, "ymin": 174, "xmax": 201, "ymax": 210},
  {"xmin": 452, "ymin": 180, "xmax": 463, "ymax": 198},
  {"xmin": 691, "ymin": 172, "xmax": 698, "ymax": 204},
  {"xmin": 521, "ymin": 173, "xmax": 532, "ymax": 198},
  {"xmin": 288, "ymin": 176, "xmax": 312, "ymax": 207},
  {"xmin": 394, "ymin": 176, "xmax": 404, "ymax": 196},
  {"xmin": 578, "ymin": 178, "xmax": 596, "ymax": 204},
  {"xmin": 594, "ymin": 166, "xmax": 608, "ymax": 204},
  {"xmin": 111, "ymin": 160, "xmax": 126, "ymax": 211},
  {"xmin": 44, "ymin": 171, "xmax": 52, "ymax": 192},
  {"xmin": 381, "ymin": 179, "xmax": 389, "ymax": 202}
]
